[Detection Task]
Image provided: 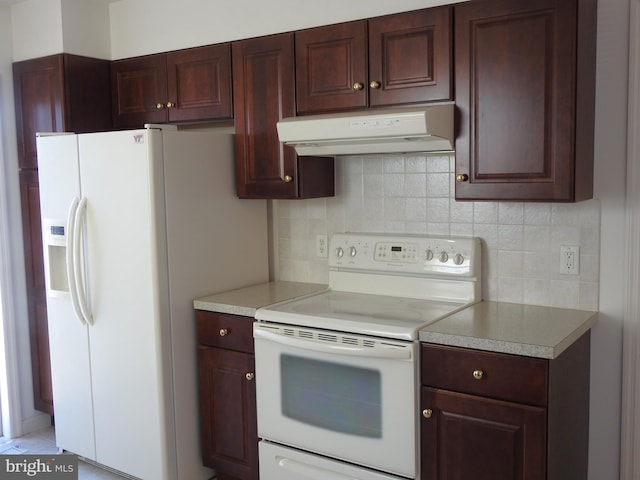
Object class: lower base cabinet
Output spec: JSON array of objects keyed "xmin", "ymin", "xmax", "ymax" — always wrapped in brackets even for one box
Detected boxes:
[
  {"xmin": 196, "ymin": 311, "xmax": 258, "ymax": 480},
  {"xmin": 421, "ymin": 332, "xmax": 590, "ymax": 480}
]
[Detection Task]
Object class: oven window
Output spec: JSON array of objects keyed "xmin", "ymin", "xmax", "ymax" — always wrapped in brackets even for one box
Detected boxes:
[{"xmin": 280, "ymin": 354, "xmax": 382, "ymax": 438}]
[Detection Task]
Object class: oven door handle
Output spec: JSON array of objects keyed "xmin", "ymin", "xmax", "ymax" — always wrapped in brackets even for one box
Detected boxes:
[
  {"xmin": 276, "ymin": 455, "xmax": 362, "ymax": 480},
  {"xmin": 254, "ymin": 328, "xmax": 412, "ymax": 360}
]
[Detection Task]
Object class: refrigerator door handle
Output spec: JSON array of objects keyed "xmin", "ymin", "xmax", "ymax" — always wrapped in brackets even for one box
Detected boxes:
[
  {"xmin": 66, "ymin": 197, "xmax": 85, "ymax": 325},
  {"xmin": 73, "ymin": 197, "xmax": 93, "ymax": 325}
]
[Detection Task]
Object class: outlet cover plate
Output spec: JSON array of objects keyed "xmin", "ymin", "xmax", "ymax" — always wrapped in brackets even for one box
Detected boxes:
[{"xmin": 560, "ymin": 245, "xmax": 580, "ymax": 275}]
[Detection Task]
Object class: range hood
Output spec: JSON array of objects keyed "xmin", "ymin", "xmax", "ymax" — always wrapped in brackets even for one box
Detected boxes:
[{"xmin": 276, "ymin": 104, "xmax": 454, "ymax": 156}]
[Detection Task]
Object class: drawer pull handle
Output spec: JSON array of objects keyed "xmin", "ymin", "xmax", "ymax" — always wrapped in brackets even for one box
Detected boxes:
[
  {"xmin": 473, "ymin": 369, "xmax": 484, "ymax": 380},
  {"xmin": 219, "ymin": 328, "xmax": 229, "ymax": 337},
  {"xmin": 245, "ymin": 372, "xmax": 254, "ymax": 381},
  {"xmin": 422, "ymin": 408, "xmax": 433, "ymax": 419}
]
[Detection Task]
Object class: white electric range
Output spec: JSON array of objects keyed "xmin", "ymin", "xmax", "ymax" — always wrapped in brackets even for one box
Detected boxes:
[{"xmin": 254, "ymin": 233, "xmax": 481, "ymax": 480}]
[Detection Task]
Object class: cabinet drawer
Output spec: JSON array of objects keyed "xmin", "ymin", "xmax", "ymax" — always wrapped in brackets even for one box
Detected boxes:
[
  {"xmin": 421, "ymin": 343, "xmax": 548, "ymax": 406},
  {"xmin": 196, "ymin": 310, "xmax": 254, "ymax": 354}
]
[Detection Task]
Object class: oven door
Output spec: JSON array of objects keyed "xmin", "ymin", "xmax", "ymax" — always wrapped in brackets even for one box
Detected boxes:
[{"xmin": 253, "ymin": 322, "xmax": 418, "ymax": 479}]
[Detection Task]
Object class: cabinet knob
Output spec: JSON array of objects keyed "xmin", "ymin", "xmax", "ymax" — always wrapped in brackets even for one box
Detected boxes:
[
  {"xmin": 369, "ymin": 80, "xmax": 381, "ymax": 89},
  {"xmin": 472, "ymin": 369, "xmax": 484, "ymax": 380},
  {"xmin": 456, "ymin": 173, "xmax": 469, "ymax": 182},
  {"xmin": 156, "ymin": 103, "xmax": 166, "ymax": 109},
  {"xmin": 245, "ymin": 372, "xmax": 255, "ymax": 381},
  {"xmin": 283, "ymin": 175, "xmax": 293, "ymax": 183},
  {"xmin": 422, "ymin": 408, "xmax": 433, "ymax": 419},
  {"xmin": 352, "ymin": 82, "xmax": 365, "ymax": 91},
  {"xmin": 219, "ymin": 328, "xmax": 229, "ymax": 337},
  {"xmin": 166, "ymin": 101, "xmax": 176, "ymax": 108}
]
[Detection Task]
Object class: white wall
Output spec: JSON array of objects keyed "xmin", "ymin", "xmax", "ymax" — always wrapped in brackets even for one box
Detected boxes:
[
  {"xmin": 60, "ymin": 0, "xmax": 111, "ymax": 60},
  {"xmin": 11, "ymin": 0, "xmax": 111, "ymax": 62},
  {"xmin": 108, "ymin": 0, "xmax": 466, "ymax": 60},
  {"xmin": 589, "ymin": 0, "xmax": 630, "ymax": 477},
  {"xmin": 10, "ymin": 0, "xmax": 64, "ymax": 61},
  {"xmin": 0, "ymin": 5, "xmax": 49, "ymax": 435}
]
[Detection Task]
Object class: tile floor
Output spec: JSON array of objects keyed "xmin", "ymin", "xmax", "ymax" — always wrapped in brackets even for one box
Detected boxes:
[{"xmin": 0, "ymin": 426, "xmax": 129, "ymax": 479}]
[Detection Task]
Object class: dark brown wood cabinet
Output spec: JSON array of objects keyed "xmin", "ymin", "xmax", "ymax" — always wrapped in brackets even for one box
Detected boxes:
[
  {"xmin": 18, "ymin": 170, "xmax": 53, "ymax": 415},
  {"xmin": 196, "ymin": 310, "xmax": 258, "ymax": 480},
  {"xmin": 454, "ymin": 0, "xmax": 597, "ymax": 202},
  {"xmin": 13, "ymin": 54, "xmax": 111, "ymax": 415},
  {"xmin": 420, "ymin": 332, "xmax": 591, "ymax": 480},
  {"xmin": 13, "ymin": 54, "xmax": 111, "ymax": 169},
  {"xmin": 232, "ymin": 33, "xmax": 334, "ymax": 199},
  {"xmin": 111, "ymin": 44, "xmax": 232, "ymax": 128},
  {"xmin": 295, "ymin": 7, "xmax": 452, "ymax": 114}
]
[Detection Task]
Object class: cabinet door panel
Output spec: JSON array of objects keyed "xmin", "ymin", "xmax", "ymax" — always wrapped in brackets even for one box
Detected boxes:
[
  {"xmin": 166, "ymin": 44, "xmax": 232, "ymax": 122},
  {"xmin": 369, "ymin": 7, "xmax": 451, "ymax": 106},
  {"xmin": 19, "ymin": 170, "xmax": 53, "ymax": 415},
  {"xmin": 232, "ymin": 33, "xmax": 299, "ymax": 198},
  {"xmin": 198, "ymin": 347, "xmax": 258, "ymax": 480},
  {"xmin": 454, "ymin": 0, "xmax": 584, "ymax": 201},
  {"xmin": 296, "ymin": 21, "xmax": 368, "ymax": 113},
  {"xmin": 13, "ymin": 56, "xmax": 64, "ymax": 169},
  {"xmin": 111, "ymin": 54, "xmax": 168, "ymax": 128},
  {"xmin": 421, "ymin": 387, "xmax": 546, "ymax": 480}
]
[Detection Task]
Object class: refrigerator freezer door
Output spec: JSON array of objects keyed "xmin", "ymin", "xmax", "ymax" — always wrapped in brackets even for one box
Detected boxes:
[{"xmin": 36, "ymin": 134, "xmax": 96, "ymax": 460}]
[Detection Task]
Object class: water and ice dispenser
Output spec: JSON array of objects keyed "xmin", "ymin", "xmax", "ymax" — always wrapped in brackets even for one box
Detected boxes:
[{"xmin": 42, "ymin": 219, "xmax": 69, "ymax": 296}]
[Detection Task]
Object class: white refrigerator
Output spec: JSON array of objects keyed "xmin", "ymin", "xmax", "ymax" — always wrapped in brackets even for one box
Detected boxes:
[{"xmin": 36, "ymin": 125, "xmax": 269, "ymax": 480}]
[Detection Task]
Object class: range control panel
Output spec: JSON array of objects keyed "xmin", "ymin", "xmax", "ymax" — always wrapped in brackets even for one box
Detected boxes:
[{"xmin": 329, "ymin": 233, "xmax": 481, "ymax": 277}]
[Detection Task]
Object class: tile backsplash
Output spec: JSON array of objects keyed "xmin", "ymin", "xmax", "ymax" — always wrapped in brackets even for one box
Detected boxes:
[{"xmin": 274, "ymin": 154, "xmax": 600, "ymax": 310}]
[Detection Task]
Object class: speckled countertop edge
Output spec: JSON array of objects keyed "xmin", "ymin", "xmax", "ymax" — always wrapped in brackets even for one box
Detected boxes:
[
  {"xmin": 194, "ymin": 281, "xmax": 328, "ymax": 318},
  {"xmin": 419, "ymin": 301, "xmax": 599, "ymax": 359}
]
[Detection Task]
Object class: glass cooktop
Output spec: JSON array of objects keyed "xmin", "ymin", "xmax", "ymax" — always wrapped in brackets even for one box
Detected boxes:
[{"xmin": 255, "ymin": 290, "xmax": 470, "ymax": 341}]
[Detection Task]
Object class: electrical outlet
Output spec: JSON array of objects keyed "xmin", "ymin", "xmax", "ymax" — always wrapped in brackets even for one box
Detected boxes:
[
  {"xmin": 560, "ymin": 245, "xmax": 580, "ymax": 275},
  {"xmin": 316, "ymin": 234, "xmax": 328, "ymax": 257}
]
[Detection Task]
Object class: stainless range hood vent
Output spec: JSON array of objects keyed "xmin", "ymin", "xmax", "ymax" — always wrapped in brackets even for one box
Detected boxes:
[{"xmin": 276, "ymin": 104, "xmax": 454, "ymax": 156}]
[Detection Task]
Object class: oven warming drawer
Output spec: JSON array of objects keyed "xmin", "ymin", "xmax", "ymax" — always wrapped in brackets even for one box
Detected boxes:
[{"xmin": 259, "ymin": 441, "xmax": 409, "ymax": 480}]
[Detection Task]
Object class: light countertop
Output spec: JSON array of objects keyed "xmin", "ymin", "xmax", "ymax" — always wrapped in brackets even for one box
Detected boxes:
[
  {"xmin": 419, "ymin": 301, "xmax": 598, "ymax": 359},
  {"xmin": 194, "ymin": 281, "xmax": 328, "ymax": 318}
]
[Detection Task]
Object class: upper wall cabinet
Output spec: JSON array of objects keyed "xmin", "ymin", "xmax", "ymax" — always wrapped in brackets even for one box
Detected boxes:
[
  {"xmin": 454, "ymin": 0, "xmax": 597, "ymax": 202},
  {"xmin": 13, "ymin": 54, "xmax": 112, "ymax": 169},
  {"xmin": 111, "ymin": 44, "xmax": 233, "ymax": 128},
  {"xmin": 232, "ymin": 33, "xmax": 334, "ymax": 199},
  {"xmin": 295, "ymin": 7, "xmax": 452, "ymax": 115}
]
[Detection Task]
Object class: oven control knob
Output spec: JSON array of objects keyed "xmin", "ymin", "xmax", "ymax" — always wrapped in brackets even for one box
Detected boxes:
[
  {"xmin": 453, "ymin": 253, "xmax": 465, "ymax": 265},
  {"xmin": 349, "ymin": 246, "xmax": 357, "ymax": 258},
  {"xmin": 439, "ymin": 251, "xmax": 449, "ymax": 263},
  {"xmin": 425, "ymin": 249, "xmax": 434, "ymax": 261},
  {"xmin": 336, "ymin": 247, "xmax": 344, "ymax": 258}
]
